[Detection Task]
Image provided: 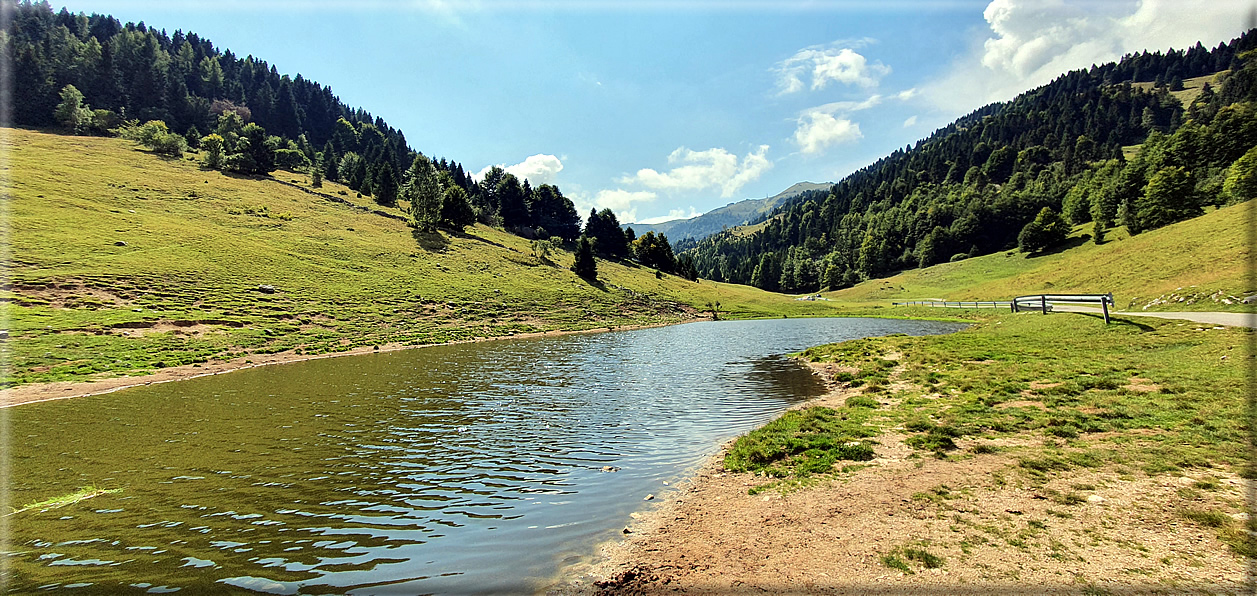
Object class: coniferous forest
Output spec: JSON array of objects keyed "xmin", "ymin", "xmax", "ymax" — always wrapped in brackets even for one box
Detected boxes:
[
  {"xmin": 9, "ymin": 0, "xmax": 1257, "ymax": 293},
  {"xmin": 6, "ymin": 0, "xmax": 591, "ymax": 244},
  {"xmin": 680, "ymin": 30, "xmax": 1257, "ymax": 293}
]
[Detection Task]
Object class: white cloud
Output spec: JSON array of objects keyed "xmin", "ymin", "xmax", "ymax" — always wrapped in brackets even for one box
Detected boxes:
[
  {"xmin": 618, "ymin": 145, "xmax": 773, "ymax": 198},
  {"xmin": 807, "ymin": 94, "xmax": 885, "ymax": 114},
  {"xmin": 928, "ymin": 0, "xmax": 1252, "ymax": 112},
  {"xmin": 570, "ymin": 189, "xmax": 658, "ymax": 224},
  {"xmin": 794, "ymin": 111, "xmax": 862, "ymax": 155},
  {"xmin": 474, "ymin": 153, "xmax": 564, "ymax": 185},
  {"xmin": 634, "ymin": 208, "xmax": 703, "ymax": 225},
  {"xmin": 776, "ymin": 42, "xmax": 890, "ymax": 94},
  {"xmin": 903, "ymin": 115, "xmax": 918, "ymax": 127}
]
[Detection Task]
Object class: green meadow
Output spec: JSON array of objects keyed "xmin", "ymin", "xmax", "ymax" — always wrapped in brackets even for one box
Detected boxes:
[
  {"xmin": 824, "ymin": 203, "xmax": 1252, "ymax": 312},
  {"xmin": 3, "ymin": 128, "xmax": 845, "ymax": 387},
  {"xmin": 727, "ymin": 303, "xmax": 1252, "ymax": 555}
]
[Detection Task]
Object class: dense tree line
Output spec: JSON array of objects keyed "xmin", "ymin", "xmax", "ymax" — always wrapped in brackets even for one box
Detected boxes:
[
  {"xmin": 8, "ymin": 0, "xmax": 594, "ymax": 243},
  {"xmin": 684, "ymin": 30, "xmax": 1257, "ymax": 293}
]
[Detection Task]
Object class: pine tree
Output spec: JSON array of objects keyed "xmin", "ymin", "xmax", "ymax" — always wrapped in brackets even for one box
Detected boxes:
[
  {"xmin": 571, "ymin": 236, "xmax": 597, "ymax": 279},
  {"xmin": 373, "ymin": 161, "xmax": 399, "ymax": 207},
  {"xmin": 404, "ymin": 155, "xmax": 441, "ymax": 231},
  {"xmin": 440, "ymin": 182, "xmax": 476, "ymax": 231},
  {"xmin": 321, "ymin": 141, "xmax": 338, "ymax": 181},
  {"xmin": 311, "ymin": 154, "xmax": 323, "ymax": 188}
]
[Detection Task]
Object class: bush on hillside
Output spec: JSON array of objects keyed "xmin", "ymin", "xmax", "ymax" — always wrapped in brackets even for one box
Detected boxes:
[
  {"xmin": 1018, "ymin": 207, "xmax": 1069, "ymax": 254},
  {"xmin": 115, "ymin": 120, "xmax": 187, "ymax": 157}
]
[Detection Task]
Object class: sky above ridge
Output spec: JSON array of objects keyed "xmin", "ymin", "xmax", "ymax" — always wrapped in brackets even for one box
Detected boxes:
[{"xmin": 64, "ymin": 0, "xmax": 1254, "ymax": 224}]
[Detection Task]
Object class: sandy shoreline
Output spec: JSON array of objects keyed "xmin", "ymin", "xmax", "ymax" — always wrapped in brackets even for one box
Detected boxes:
[
  {"xmin": 0, "ymin": 319, "xmax": 698, "ymax": 408},
  {"xmin": 555, "ymin": 362, "xmax": 1249, "ymax": 595}
]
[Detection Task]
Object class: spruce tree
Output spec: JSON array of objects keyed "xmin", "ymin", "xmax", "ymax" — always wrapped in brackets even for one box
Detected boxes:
[
  {"xmin": 440, "ymin": 184, "xmax": 476, "ymax": 231},
  {"xmin": 404, "ymin": 155, "xmax": 441, "ymax": 231},
  {"xmin": 373, "ymin": 161, "xmax": 399, "ymax": 207},
  {"xmin": 572, "ymin": 236, "xmax": 597, "ymax": 279}
]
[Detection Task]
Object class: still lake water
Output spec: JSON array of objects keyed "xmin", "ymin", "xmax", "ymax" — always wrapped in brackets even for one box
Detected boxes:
[{"xmin": 5, "ymin": 317, "xmax": 965, "ymax": 594}]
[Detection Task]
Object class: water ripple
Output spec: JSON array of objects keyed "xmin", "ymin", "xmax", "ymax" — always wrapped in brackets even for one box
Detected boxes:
[{"xmin": 10, "ymin": 317, "xmax": 963, "ymax": 594}]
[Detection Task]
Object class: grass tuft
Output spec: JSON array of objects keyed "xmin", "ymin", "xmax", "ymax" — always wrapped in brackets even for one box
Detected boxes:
[
  {"xmin": 725, "ymin": 406, "xmax": 876, "ymax": 480},
  {"xmin": 7, "ymin": 486, "xmax": 122, "ymax": 516}
]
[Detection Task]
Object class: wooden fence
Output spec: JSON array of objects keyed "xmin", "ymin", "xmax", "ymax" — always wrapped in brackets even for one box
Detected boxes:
[
  {"xmin": 895, "ymin": 293, "xmax": 1116, "ymax": 324},
  {"xmin": 892, "ymin": 300, "xmax": 1010, "ymax": 309}
]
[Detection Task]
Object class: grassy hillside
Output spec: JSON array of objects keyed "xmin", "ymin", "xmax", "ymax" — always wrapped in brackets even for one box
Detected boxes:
[
  {"xmin": 825, "ymin": 202, "xmax": 1253, "ymax": 312},
  {"xmin": 3, "ymin": 129, "xmax": 846, "ymax": 387}
]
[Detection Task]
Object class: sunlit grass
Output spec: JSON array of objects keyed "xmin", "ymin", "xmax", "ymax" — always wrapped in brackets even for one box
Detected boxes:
[
  {"xmin": 823, "ymin": 203, "xmax": 1252, "ymax": 313},
  {"xmin": 729, "ymin": 310, "xmax": 1249, "ymax": 494},
  {"xmin": 4, "ymin": 128, "xmax": 861, "ymax": 387}
]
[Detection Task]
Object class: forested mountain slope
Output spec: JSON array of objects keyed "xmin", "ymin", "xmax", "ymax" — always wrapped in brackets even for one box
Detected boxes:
[
  {"xmin": 685, "ymin": 30, "xmax": 1257, "ymax": 294},
  {"xmin": 6, "ymin": 0, "xmax": 584, "ymax": 242},
  {"xmin": 829, "ymin": 201, "xmax": 1251, "ymax": 312}
]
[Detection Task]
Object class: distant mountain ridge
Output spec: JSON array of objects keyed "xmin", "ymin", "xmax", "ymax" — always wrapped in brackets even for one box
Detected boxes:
[{"xmin": 625, "ymin": 181, "xmax": 832, "ymax": 241}]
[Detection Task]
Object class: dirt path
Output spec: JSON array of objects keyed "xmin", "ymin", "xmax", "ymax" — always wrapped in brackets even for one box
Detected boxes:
[
  {"xmin": 0, "ymin": 321, "xmax": 694, "ymax": 409},
  {"xmin": 557, "ymin": 368, "xmax": 1250, "ymax": 595},
  {"xmin": 1052, "ymin": 305, "xmax": 1255, "ymax": 328}
]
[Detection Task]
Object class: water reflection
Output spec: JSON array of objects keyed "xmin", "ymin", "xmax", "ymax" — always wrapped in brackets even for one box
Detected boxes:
[{"xmin": 7, "ymin": 317, "xmax": 964, "ymax": 594}]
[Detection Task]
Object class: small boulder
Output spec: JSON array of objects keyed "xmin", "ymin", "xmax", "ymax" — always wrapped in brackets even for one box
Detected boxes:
[
  {"xmin": 1087, "ymin": 494, "xmax": 1104, "ymax": 504},
  {"xmin": 257, "ymin": 285, "xmax": 276, "ymax": 294},
  {"xmin": 114, "ymin": 241, "xmax": 127, "ymax": 246}
]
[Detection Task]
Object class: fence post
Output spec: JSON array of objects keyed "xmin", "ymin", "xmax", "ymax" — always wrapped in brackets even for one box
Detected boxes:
[
  {"xmin": 1041, "ymin": 295, "xmax": 1047, "ymax": 315},
  {"xmin": 1101, "ymin": 297, "xmax": 1110, "ymax": 325}
]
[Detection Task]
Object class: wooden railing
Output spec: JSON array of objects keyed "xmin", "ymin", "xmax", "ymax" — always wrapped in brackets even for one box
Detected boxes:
[
  {"xmin": 895, "ymin": 293, "xmax": 1117, "ymax": 324},
  {"xmin": 1012, "ymin": 293, "xmax": 1115, "ymax": 323},
  {"xmin": 892, "ymin": 300, "xmax": 1010, "ymax": 309}
]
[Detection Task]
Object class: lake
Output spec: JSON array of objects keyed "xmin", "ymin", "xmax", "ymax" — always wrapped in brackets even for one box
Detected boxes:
[{"xmin": 4, "ymin": 317, "xmax": 965, "ymax": 594}]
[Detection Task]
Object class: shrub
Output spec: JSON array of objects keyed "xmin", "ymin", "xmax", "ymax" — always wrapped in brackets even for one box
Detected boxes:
[
  {"xmin": 201, "ymin": 134, "xmax": 225, "ymax": 169},
  {"xmin": 116, "ymin": 119, "xmax": 187, "ymax": 156},
  {"xmin": 1018, "ymin": 207, "xmax": 1068, "ymax": 254},
  {"xmin": 274, "ymin": 148, "xmax": 311, "ymax": 171}
]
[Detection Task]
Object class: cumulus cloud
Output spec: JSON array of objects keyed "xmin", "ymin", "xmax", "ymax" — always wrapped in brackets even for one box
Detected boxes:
[
  {"xmin": 903, "ymin": 115, "xmax": 918, "ymax": 128},
  {"xmin": 928, "ymin": 0, "xmax": 1251, "ymax": 112},
  {"xmin": 618, "ymin": 145, "xmax": 773, "ymax": 198},
  {"xmin": 582, "ymin": 189, "xmax": 658, "ymax": 224},
  {"xmin": 474, "ymin": 154, "xmax": 564, "ymax": 185},
  {"xmin": 793, "ymin": 110, "xmax": 863, "ymax": 155},
  {"xmin": 776, "ymin": 43, "xmax": 890, "ymax": 94}
]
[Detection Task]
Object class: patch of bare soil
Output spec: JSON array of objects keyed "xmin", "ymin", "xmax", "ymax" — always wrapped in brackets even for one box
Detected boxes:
[
  {"xmin": 9, "ymin": 283, "xmax": 132, "ymax": 308},
  {"xmin": 1124, "ymin": 378, "xmax": 1161, "ymax": 393},
  {"xmin": 556, "ymin": 379, "xmax": 1248, "ymax": 595}
]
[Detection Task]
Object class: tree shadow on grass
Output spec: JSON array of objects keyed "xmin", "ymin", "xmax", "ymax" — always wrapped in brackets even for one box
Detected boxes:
[
  {"xmin": 412, "ymin": 228, "xmax": 450, "ymax": 252},
  {"xmin": 447, "ymin": 229, "xmax": 506, "ymax": 249},
  {"xmin": 1070, "ymin": 311, "xmax": 1156, "ymax": 331},
  {"xmin": 576, "ymin": 275, "xmax": 610, "ymax": 292},
  {"xmin": 1025, "ymin": 235, "xmax": 1091, "ymax": 258}
]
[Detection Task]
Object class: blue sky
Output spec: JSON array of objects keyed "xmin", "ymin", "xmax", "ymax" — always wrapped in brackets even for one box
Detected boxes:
[{"xmin": 66, "ymin": 0, "xmax": 1253, "ymax": 223}]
